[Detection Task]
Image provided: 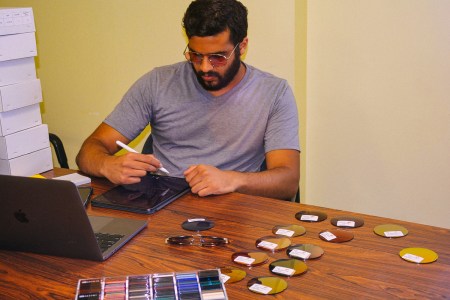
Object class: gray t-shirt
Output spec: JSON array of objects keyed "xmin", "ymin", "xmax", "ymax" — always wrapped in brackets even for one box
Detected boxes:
[{"xmin": 105, "ymin": 61, "xmax": 299, "ymax": 177}]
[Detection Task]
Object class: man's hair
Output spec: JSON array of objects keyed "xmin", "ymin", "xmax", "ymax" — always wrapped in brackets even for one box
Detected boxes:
[{"xmin": 183, "ymin": 0, "xmax": 248, "ymax": 46}]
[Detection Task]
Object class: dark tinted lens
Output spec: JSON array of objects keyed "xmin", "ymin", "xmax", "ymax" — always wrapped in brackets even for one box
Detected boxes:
[
  {"xmin": 182, "ymin": 219, "xmax": 214, "ymax": 231},
  {"xmin": 166, "ymin": 236, "xmax": 193, "ymax": 245},
  {"xmin": 200, "ymin": 236, "xmax": 228, "ymax": 247}
]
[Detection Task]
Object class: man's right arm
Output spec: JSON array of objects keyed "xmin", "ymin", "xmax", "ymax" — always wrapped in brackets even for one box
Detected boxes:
[{"xmin": 76, "ymin": 123, "xmax": 163, "ymax": 184}]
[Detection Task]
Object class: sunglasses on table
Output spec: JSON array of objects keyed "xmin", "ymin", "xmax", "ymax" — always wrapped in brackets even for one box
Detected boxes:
[
  {"xmin": 165, "ymin": 235, "xmax": 229, "ymax": 247},
  {"xmin": 183, "ymin": 43, "xmax": 240, "ymax": 68}
]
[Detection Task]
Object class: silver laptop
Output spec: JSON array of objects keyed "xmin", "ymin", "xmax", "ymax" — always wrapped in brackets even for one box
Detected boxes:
[{"xmin": 0, "ymin": 174, "xmax": 147, "ymax": 261}]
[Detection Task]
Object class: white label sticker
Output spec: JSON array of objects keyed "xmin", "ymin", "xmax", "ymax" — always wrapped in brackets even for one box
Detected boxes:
[
  {"xmin": 337, "ymin": 220, "xmax": 355, "ymax": 227},
  {"xmin": 301, "ymin": 215, "xmax": 319, "ymax": 221},
  {"xmin": 234, "ymin": 256, "xmax": 255, "ymax": 265},
  {"xmin": 249, "ymin": 283, "xmax": 272, "ymax": 294},
  {"xmin": 220, "ymin": 274, "xmax": 230, "ymax": 283},
  {"xmin": 258, "ymin": 241, "xmax": 278, "ymax": 250},
  {"xmin": 320, "ymin": 231, "xmax": 337, "ymax": 241},
  {"xmin": 188, "ymin": 218, "xmax": 205, "ymax": 222},
  {"xmin": 276, "ymin": 228, "xmax": 295, "ymax": 237},
  {"xmin": 272, "ymin": 266, "xmax": 295, "ymax": 276},
  {"xmin": 402, "ymin": 253, "xmax": 424, "ymax": 263},
  {"xmin": 289, "ymin": 249, "xmax": 311, "ymax": 259},
  {"xmin": 384, "ymin": 231, "xmax": 404, "ymax": 237}
]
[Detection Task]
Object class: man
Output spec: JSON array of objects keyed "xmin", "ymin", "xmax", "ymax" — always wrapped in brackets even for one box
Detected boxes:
[{"xmin": 76, "ymin": 0, "xmax": 300, "ymax": 201}]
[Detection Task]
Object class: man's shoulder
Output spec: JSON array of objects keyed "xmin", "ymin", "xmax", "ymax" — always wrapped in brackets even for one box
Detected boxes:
[{"xmin": 246, "ymin": 64, "xmax": 287, "ymax": 84}]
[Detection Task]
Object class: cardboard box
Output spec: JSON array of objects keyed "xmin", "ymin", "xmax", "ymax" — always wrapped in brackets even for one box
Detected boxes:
[
  {"xmin": 0, "ymin": 124, "xmax": 49, "ymax": 159},
  {"xmin": 0, "ymin": 103, "xmax": 41, "ymax": 136},
  {"xmin": 0, "ymin": 8, "xmax": 35, "ymax": 36},
  {"xmin": 0, "ymin": 78, "xmax": 42, "ymax": 112},
  {"xmin": 0, "ymin": 147, "xmax": 53, "ymax": 176},
  {"xmin": 0, "ymin": 57, "xmax": 36, "ymax": 87},
  {"xmin": 0, "ymin": 32, "xmax": 37, "ymax": 62}
]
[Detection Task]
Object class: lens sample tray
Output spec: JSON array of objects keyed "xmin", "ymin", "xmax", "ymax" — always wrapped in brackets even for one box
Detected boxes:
[{"xmin": 75, "ymin": 269, "xmax": 228, "ymax": 300}]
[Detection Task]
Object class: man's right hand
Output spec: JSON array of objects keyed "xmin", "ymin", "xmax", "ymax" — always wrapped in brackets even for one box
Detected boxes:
[{"xmin": 100, "ymin": 152, "xmax": 163, "ymax": 184}]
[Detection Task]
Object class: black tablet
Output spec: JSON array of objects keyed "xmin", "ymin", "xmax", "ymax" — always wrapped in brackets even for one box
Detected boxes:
[{"xmin": 91, "ymin": 174, "xmax": 190, "ymax": 214}]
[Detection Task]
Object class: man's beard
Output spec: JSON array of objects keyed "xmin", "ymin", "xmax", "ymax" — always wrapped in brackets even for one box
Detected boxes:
[{"xmin": 192, "ymin": 54, "xmax": 242, "ymax": 91}]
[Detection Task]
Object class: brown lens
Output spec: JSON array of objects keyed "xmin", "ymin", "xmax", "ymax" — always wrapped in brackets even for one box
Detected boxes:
[
  {"xmin": 219, "ymin": 267, "xmax": 246, "ymax": 284},
  {"xmin": 247, "ymin": 277, "xmax": 288, "ymax": 295},
  {"xmin": 255, "ymin": 235, "xmax": 291, "ymax": 252},
  {"xmin": 269, "ymin": 259, "xmax": 308, "ymax": 277},
  {"xmin": 286, "ymin": 244, "xmax": 324, "ymax": 260},
  {"xmin": 295, "ymin": 210, "xmax": 328, "ymax": 222},
  {"xmin": 232, "ymin": 251, "xmax": 269, "ymax": 267},
  {"xmin": 319, "ymin": 229, "xmax": 354, "ymax": 243},
  {"xmin": 272, "ymin": 224, "xmax": 306, "ymax": 237},
  {"xmin": 331, "ymin": 216, "xmax": 364, "ymax": 228}
]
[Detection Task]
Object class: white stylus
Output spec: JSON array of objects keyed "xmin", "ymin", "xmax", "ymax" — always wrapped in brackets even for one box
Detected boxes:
[{"xmin": 116, "ymin": 140, "xmax": 170, "ymax": 175}]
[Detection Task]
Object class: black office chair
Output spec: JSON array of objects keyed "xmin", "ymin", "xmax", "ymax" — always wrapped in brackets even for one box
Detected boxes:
[
  {"xmin": 142, "ymin": 134, "xmax": 300, "ymax": 202},
  {"xmin": 49, "ymin": 133, "xmax": 69, "ymax": 168}
]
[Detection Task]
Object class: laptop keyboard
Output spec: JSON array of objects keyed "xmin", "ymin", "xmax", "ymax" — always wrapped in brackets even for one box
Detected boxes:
[{"xmin": 95, "ymin": 232, "xmax": 125, "ymax": 252}]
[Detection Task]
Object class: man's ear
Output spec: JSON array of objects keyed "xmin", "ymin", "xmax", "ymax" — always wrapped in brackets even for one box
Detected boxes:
[{"xmin": 239, "ymin": 37, "xmax": 248, "ymax": 55}]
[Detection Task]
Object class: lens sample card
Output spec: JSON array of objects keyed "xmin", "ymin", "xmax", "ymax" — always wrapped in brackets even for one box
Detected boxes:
[
  {"xmin": 269, "ymin": 259, "xmax": 308, "ymax": 277},
  {"xmin": 247, "ymin": 277, "xmax": 288, "ymax": 295},
  {"xmin": 272, "ymin": 224, "xmax": 306, "ymax": 237},
  {"xmin": 399, "ymin": 247, "xmax": 438, "ymax": 264},
  {"xmin": 331, "ymin": 216, "xmax": 364, "ymax": 228},
  {"xmin": 319, "ymin": 229, "xmax": 354, "ymax": 243},
  {"xmin": 287, "ymin": 244, "xmax": 324, "ymax": 260},
  {"xmin": 374, "ymin": 224, "xmax": 408, "ymax": 238},
  {"xmin": 219, "ymin": 267, "xmax": 246, "ymax": 284},
  {"xmin": 232, "ymin": 251, "xmax": 269, "ymax": 267},
  {"xmin": 295, "ymin": 210, "xmax": 327, "ymax": 222},
  {"xmin": 255, "ymin": 235, "xmax": 292, "ymax": 252}
]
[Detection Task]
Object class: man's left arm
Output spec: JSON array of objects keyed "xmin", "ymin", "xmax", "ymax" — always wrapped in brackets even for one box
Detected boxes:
[{"xmin": 184, "ymin": 149, "xmax": 300, "ymax": 200}]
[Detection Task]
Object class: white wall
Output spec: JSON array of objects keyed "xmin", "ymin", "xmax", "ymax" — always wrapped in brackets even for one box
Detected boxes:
[
  {"xmin": 0, "ymin": 0, "xmax": 296, "ymax": 165},
  {"xmin": 306, "ymin": 0, "xmax": 450, "ymax": 228}
]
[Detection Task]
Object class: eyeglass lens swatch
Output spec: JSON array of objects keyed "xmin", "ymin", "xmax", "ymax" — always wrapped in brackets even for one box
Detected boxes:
[
  {"xmin": 286, "ymin": 244, "xmax": 324, "ymax": 260},
  {"xmin": 181, "ymin": 218, "xmax": 215, "ymax": 231},
  {"xmin": 247, "ymin": 276, "xmax": 288, "ymax": 295},
  {"xmin": 75, "ymin": 269, "xmax": 228, "ymax": 300},
  {"xmin": 295, "ymin": 210, "xmax": 328, "ymax": 222},
  {"xmin": 219, "ymin": 267, "xmax": 246, "ymax": 284},
  {"xmin": 272, "ymin": 224, "xmax": 306, "ymax": 237},
  {"xmin": 399, "ymin": 247, "xmax": 438, "ymax": 264},
  {"xmin": 331, "ymin": 216, "xmax": 364, "ymax": 228},
  {"xmin": 255, "ymin": 235, "xmax": 292, "ymax": 252},
  {"xmin": 269, "ymin": 258, "xmax": 308, "ymax": 277},
  {"xmin": 374, "ymin": 224, "xmax": 409, "ymax": 238}
]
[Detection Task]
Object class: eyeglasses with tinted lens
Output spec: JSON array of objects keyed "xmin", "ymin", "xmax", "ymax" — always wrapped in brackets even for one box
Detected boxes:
[
  {"xmin": 165, "ymin": 235, "xmax": 229, "ymax": 247},
  {"xmin": 183, "ymin": 43, "xmax": 240, "ymax": 68}
]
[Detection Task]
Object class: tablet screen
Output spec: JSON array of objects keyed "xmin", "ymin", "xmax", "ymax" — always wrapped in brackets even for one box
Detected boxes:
[{"xmin": 91, "ymin": 174, "xmax": 190, "ymax": 214}]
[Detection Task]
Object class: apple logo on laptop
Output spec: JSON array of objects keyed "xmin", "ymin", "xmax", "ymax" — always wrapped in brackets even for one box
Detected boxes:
[{"xmin": 14, "ymin": 209, "xmax": 29, "ymax": 223}]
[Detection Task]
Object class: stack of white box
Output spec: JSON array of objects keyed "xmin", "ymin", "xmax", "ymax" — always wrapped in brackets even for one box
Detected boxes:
[{"xmin": 0, "ymin": 7, "xmax": 53, "ymax": 175}]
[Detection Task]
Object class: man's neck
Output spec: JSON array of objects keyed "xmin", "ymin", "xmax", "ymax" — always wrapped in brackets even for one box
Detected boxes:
[{"xmin": 208, "ymin": 62, "xmax": 247, "ymax": 97}]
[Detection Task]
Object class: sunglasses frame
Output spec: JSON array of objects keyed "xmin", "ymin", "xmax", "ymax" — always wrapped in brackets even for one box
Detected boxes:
[
  {"xmin": 183, "ymin": 43, "xmax": 240, "ymax": 68},
  {"xmin": 165, "ymin": 235, "xmax": 229, "ymax": 247}
]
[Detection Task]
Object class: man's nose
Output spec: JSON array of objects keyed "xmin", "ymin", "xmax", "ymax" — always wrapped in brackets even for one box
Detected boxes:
[{"xmin": 199, "ymin": 55, "xmax": 214, "ymax": 73}]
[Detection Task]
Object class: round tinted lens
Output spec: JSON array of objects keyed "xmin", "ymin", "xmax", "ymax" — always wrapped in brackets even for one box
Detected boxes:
[
  {"xmin": 319, "ymin": 229, "xmax": 354, "ymax": 243},
  {"xmin": 374, "ymin": 224, "xmax": 408, "ymax": 238},
  {"xmin": 272, "ymin": 224, "xmax": 306, "ymax": 237},
  {"xmin": 247, "ymin": 277, "xmax": 288, "ymax": 295},
  {"xmin": 166, "ymin": 236, "xmax": 193, "ymax": 245},
  {"xmin": 399, "ymin": 247, "xmax": 438, "ymax": 264},
  {"xmin": 182, "ymin": 219, "xmax": 214, "ymax": 231},
  {"xmin": 331, "ymin": 216, "xmax": 364, "ymax": 228},
  {"xmin": 269, "ymin": 259, "xmax": 308, "ymax": 277},
  {"xmin": 232, "ymin": 251, "xmax": 269, "ymax": 267},
  {"xmin": 200, "ymin": 236, "xmax": 228, "ymax": 247},
  {"xmin": 219, "ymin": 267, "xmax": 246, "ymax": 284},
  {"xmin": 255, "ymin": 236, "xmax": 292, "ymax": 252},
  {"xmin": 286, "ymin": 244, "xmax": 324, "ymax": 260},
  {"xmin": 295, "ymin": 210, "xmax": 328, "ymax": 222},
  {"xmin": 209, "ymin": 54, "xmax": 227, "ymax": 66},
  {"xmin": 188, "ymin": 52, "xmax": 202, "ymax": 64}
]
